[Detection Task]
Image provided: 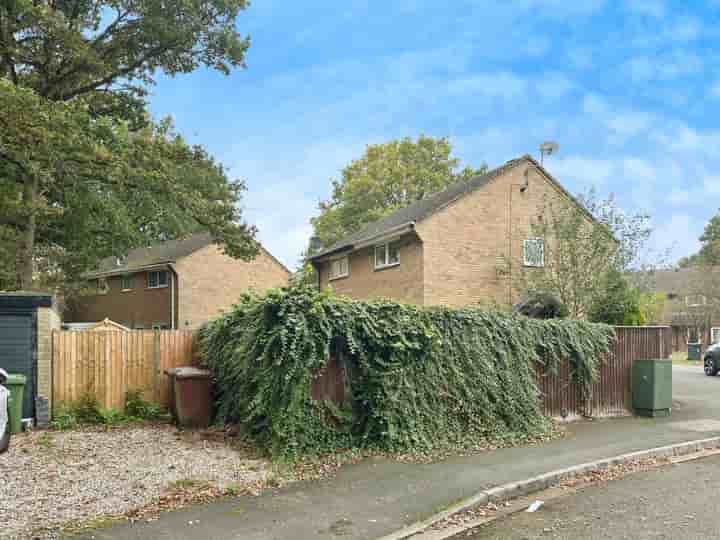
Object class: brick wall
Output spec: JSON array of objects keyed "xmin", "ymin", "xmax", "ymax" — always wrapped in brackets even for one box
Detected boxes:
[
  {"xmin": 37, "ymin": 304, "xmax": 60, "ymax": 411},
  {"xmin": 175, "ymin": 244, "xmax": 290, "ymax": 330},
  {"xmin": 417, "ymin": 161, "xmax": 575, "ymax": 308},
  {"xmin": 316, "ymin": 233, "xmax": 424, "ymax": 304},
  {"xmin": 67, "ymin": 272, "xmax": 173, "ymax": 329}
]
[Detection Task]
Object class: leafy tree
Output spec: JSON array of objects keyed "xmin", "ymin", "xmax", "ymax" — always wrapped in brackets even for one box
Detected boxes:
[
  {"xmin": 588, "ymin": 269, "xmax": 643, "ymax": 325},
  {"xmin": 0, "ymin": 0, "xmax": 254, "ymax": 290},
  {"xmin": 523, "ymin": 191, "xmax": 653, "ymax": 319},
  {"xmin": 679, "ymin": 214, "xmax": 720, "ymax": 267},
  {"xmin": 0, "ymin": 81, "xmax": 256, "ymax": 291},
  {"xmin": 0, "ymin": 0, "xmax": 249, "ymax": 122},
  {"xmin": 311, "ymin": 136, "xmax": 487, "ymax": 247}
]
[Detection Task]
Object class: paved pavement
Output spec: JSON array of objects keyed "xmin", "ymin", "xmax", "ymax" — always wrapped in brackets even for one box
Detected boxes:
[
  {"xmin": 75, "ymin": 364, "xmax": 720, "ymax": 540},
  {"xmin": 462, "ymin": 453, "xmax": 720, "ymax": 539}
]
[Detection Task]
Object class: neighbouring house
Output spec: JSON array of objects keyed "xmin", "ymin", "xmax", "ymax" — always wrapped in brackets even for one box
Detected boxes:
[
  {"xmin": 309, "ymin": 155, "xmax": 595, "ymax": 308},
  {"xmin": 67, "ymin": 233, "xmax": 290, "ymax": 330},
  {"xmin": 647, "ymin": 267, "xmax": 720, "ymax": 352},
  {"xmin": 62, "ymin": 319, "xmax": 130, "ymax": 332}
]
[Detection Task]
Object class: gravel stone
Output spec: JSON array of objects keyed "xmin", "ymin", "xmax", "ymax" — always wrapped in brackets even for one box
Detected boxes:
[{"xmin": 0, "ymin": 425, "xmax": 270, "ymax": 539}]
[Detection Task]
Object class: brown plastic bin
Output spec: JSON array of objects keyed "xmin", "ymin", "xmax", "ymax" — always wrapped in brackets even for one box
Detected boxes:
[{"xmin": 168, "ymin": 367, "xmax": 212, "ymax": 429}]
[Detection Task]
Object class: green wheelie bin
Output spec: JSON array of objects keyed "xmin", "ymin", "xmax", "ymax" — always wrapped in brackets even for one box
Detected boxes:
[{"xmin": 4, "ymin": 373, "xmax": 27, "ymax": 434}]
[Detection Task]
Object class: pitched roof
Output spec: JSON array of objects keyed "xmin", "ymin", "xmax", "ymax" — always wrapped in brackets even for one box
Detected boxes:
[
  {"xmin": 310, "ymin": 155, "xmax": 591, "ymax": 260},
  {"xmin": 86, "ymin": 233, "xmax": 215, "ymax": 277},
  {"xmin": 650, "ymin": 267, "xmax": 711, "ymax": 294}
]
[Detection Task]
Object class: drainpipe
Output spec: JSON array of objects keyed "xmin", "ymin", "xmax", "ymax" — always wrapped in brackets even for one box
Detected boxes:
[{"xmin": 168, "ymin": 264, "xmax": 178, "ymax": 330}]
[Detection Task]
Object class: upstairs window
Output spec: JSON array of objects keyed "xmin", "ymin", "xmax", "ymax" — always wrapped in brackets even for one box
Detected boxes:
[
  {"xmin": 374, "ymin": 242, "xmax": 400, "ymax": 270},
  {"xmin": 329, "ymin": 257, "xmax": 349, "ymax": 280},
  {"xmin": 523, "ymin": 238, "xmax": 545, "ymax": 268},
  {"xmin": 685, "ymin": 294, "xmax": 706, "ymax": 307},
  {"xmin": 147, "ymin": 270, "xmax": 169, "ymax": 289},
  {"xmin": 120, "ymin": 275, "xmax": 132, "ymax": 291},
  {"xmin": 97, "ymin": 278, "xmax": 109, "ymax": 295}
]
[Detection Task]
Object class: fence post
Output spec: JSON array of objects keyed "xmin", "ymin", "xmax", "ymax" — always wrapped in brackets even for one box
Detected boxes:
[{"xmin": 153, "ymin": 331, "xmax": 161, "ymax": 403}]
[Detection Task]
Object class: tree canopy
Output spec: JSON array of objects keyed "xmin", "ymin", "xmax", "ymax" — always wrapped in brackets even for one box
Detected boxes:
[
  {"xmin": 0, "ymin": 0, "xmax": 256, "ymax": 291},
  {"xmin": 0, "ymin": 80, "xmax": 256, "ymax": 291},
  {"xmin": 679, "ymin": 213, "xmax": 720, "ymax": 267},
  {"xmin": 310, "ymin": 136, "xmax": 487, "ymax": 248},
  {"xmin": 522, "ymin": 191, "xmax": 653, "ymax": 319},
  {"xmin": 0, "ymin": 0, "xmax": 250, "ymax": 122}
]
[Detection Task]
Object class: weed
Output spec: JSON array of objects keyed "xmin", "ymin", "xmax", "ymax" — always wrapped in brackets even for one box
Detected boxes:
[
  {"xmin": 37, "ymin": 432, "xmax": 54, "ymax": 450},
  {"xmin": 124, "ymin": 389, "xmax": 165, "ymax": 421}
]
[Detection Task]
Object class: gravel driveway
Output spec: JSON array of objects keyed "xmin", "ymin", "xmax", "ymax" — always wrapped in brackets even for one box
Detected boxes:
[{"xmin": 0, "ymin": 425, "xmax": 270, "ymax": 539}]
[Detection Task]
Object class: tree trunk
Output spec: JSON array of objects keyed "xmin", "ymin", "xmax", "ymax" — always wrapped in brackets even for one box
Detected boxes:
[{"xmin": 19, "ymin": 175, "xmax": 37, "ymax": 290}]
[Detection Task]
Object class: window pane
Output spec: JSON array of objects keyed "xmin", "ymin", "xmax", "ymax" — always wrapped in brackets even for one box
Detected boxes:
[
  {"xmin": 388, "ymin": 243, "xmax": 400, "ymax": 265},
  {"xmin": 375, "ymin": 245, "xmax": 387, "ymax": 267},
  {"xmin": 148, "ymin": 272, "xmax": 158, "ymax": 288},
  {"xmin": 523, "ymin": 239, "xmax": 544, "ymax": 267},
  {"xmin": 121, "ymin": 275, "xmax": 131, "ymax": 290},
  {"xmin": 159, "ymin": 271, "xmax": 168, "ymax": 286},
  {"xmin": 330, "ymin": 257, "xmax": 348, "ymax": 279}
]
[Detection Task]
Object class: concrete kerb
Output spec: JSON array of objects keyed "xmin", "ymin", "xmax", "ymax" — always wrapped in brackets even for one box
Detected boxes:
[{"xmin": 375, "ymin": 436, "xmax": 720, "ymax": 540}]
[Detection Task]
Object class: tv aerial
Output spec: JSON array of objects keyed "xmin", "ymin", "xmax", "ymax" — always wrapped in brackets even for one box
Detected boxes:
[{"xmin": 539, "ymin": 141, "xmax": 559, "ymax": 165}]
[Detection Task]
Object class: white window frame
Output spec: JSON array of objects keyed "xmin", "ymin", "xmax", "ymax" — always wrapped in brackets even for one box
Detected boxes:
[
  {"xmin": 374, "ymin": 242, "xmax": 400, "ymax": 270},
  {"xmin": 147, "ymin": 270, "xmax": 169, "ymax": 289},
  {"xmin": 328, "ymin": 256, "xmax": 349, "ymax": 281},
  {"xmin": 523, "ymin": 238, "xmax": 545, "ymax": 268},
  {"xmin": 120, "ymin": 274, "xmax": 132, "ymax": 292},
  {"xmin": 97, "ymin": 278, "xmax": 109, "ymax": 295},
  {"xmin": 712, "ymin": 327, "xmax": 720, "ymax": 344},
  {"xmin": 685, "ymin": 294, "xmax": 707, "ymax": 307}
]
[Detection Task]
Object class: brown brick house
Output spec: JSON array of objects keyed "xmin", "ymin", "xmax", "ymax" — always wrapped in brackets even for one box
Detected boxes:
[
  {"xmin": 647, "ymin": 267, "xmax": 720, "ymax": 352},
  {"xmin": 309, "ymin": 155, "xmax": 594, "ymax": 308},
  {"xmin": 67, "ymin": 233, "xmax": 290, "ymax": 330}
]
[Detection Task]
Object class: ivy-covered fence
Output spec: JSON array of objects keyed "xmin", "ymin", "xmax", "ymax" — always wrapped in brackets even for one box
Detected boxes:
[{"xmin": 200, "ymin": 286, "xmax": 615, "ymax": 459}]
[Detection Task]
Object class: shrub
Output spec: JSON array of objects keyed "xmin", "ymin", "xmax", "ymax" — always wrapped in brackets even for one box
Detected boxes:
[
  {"xmin": 515, "ymin": 292, "xmax": 569, "ymax": 319},
  {"xmin": 200, "ymin": 286, "xmax": 614, "ymax": 459},
  {"xmin": 124, "ymin": 390, "xmax": 164, "ymax": 421},
  {"xmin": 51, "ymin": 390, "xmax": 166, "ymax": 430}
]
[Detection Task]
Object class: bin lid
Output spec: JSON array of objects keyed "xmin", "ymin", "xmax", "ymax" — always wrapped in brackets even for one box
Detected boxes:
[
  {"xmin": 4, "ymin": 373, "xmax": 27, "ymax": 385},
  {"xmin": 173, "ymin": 367, "xmax": 212, "ymax": 380}
]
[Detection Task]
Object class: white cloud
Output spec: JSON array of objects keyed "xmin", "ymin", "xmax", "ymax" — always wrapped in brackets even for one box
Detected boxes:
[
  {"xmin": 624, "ymin": 51, "xmax": 702, "ymax": 82},
  {"xmin": 703, "ymin": 175, "xmax": 720, "ymax": 196},
  {"xmin": 536, "ymin": 73, "xmax": 575, "ymax": 99},
  {"xmin": 447, "ymin": 72, "xmax": 529, "ymax": 100},
  {"xmin": 622, "ymin": 157, "xmax": 657, "ymax": 184},
  {"xmin": 581, "ymin": 93, "xmax": 654, "ymax": 143},
  {"xmin": 651, "ymin": 214, "xmax": 702, "ymax": 262},
  {"xmin": 547, "ymin": 156, "xmax": 616, "ymax": 188}
]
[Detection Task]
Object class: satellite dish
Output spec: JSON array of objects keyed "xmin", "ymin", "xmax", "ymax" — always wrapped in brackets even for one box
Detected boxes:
[{"xmin": 539, "ymin": 141, "xmax": 559, "ymax": 165}]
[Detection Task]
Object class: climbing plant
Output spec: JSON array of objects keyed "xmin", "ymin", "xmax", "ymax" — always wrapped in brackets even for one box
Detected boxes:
[{"xmin": 200, "ymin": 286, "xmax": 614, "ymax": 459}]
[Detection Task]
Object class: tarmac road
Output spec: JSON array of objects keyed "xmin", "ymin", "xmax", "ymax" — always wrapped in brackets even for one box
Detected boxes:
[{"xmin": 463, "ymin": 453, "xmax": 720, "ymax": 540}]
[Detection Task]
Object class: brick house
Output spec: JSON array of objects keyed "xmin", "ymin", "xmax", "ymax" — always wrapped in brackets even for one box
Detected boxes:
[
  {"xmin": 309, "ymin": 155, "xmax": 594, "ymax": 308},
  {"xmin": 647, "ymin": 267, "xmax": 720, "ymax": 352},
  {"xmin": 67, "ymin": 233, "xmax": 290, "ymax": 330}
]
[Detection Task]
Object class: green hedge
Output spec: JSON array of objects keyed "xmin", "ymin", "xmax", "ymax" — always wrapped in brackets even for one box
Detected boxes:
[{"xmin": 200, "ymin": 286, "xmax": 614, "ymax": 459}]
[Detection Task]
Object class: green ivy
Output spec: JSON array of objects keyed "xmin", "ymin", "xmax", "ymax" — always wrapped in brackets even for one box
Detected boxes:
[{"xmin": 200, "ymin": 286, "xmax": 614, "ymax": 459}]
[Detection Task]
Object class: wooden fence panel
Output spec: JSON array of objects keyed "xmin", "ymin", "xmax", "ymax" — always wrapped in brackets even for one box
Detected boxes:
[
  {"xmin": 52, "ymin": 330, "xmax": 196, "ymax": 411},
  {"xmin": 538, "ymin": 326, "xmax": 672, "ymax": 419}
]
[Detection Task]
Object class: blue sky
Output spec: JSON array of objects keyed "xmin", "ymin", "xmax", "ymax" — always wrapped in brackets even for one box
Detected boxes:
[{"xmin": 149, "ymin": 0, "xmax": 720, "ymax": 269}]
